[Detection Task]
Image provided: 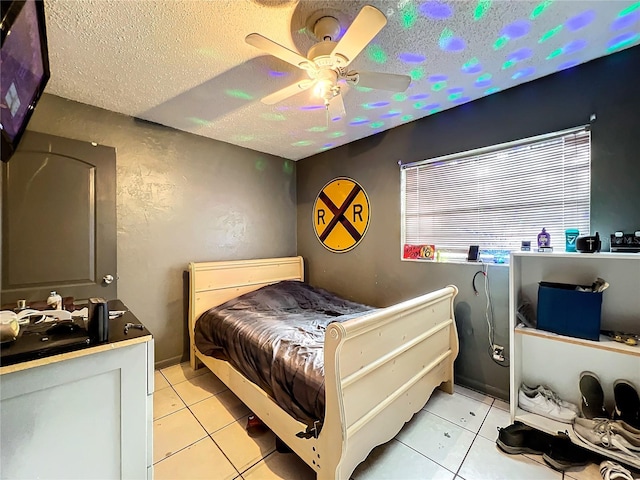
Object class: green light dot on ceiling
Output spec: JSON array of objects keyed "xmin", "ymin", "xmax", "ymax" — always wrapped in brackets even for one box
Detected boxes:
[
  {"xmin": 607, "ymin": 33, "xmax": 640, "ymax": 53},
  {"xmin": 187, "ymin": 117, "xmax": 211, "ymax": 126},
  {"xmin": 546, "ymin": 48, "xmax": 563, "ymax": 60},
  {"xmin": 463, "ymin": 58, "xmax": 480, "ymax": 70},
  {"xmin": 531, "ymin": 1, "xmax": 553, "ymax": 20},
  {"xmin": 392, "ymin": 93, "xmax": 408, "ymax": 102},
  {"xmin": 539, "ymin": 25, "xmax": 562, "ymax": 43},
  {"xmin": 355, "ymin": 85, "xmax": 374, "ymax": 93},
  {"xmin": 439, "ymin": 28, "xmax": 454, "ymax": 48},
  {"xmin": 367, "ymin": 44, "xmax": 388, "ymax": 64},
  {"xmin": 493, "ymin": 35, "xmax": 508, "ymax": 50},
  {"xmin": 282, "ymin": 161, "xmax": 294, "ymax": 175},
  {"xmin": 478, "ymin": 73, "xmax": 492, "ymax": 81},
  {"xmin": 291, "ymin": 140, "xmax": 313, "ymax": 147},
  {"xmin": 225, "ymin": 89, "xmax": 253, "ymax": 100},
  {"xmin": 361, "ymin": 103, "xmax": 375, "ymax": 110},
  {"xmin": 233, "ymin": 134, "xmax": 254, "ymax": 142},
  {"xmin": 448, "ymin": 92, "xmax": 462, "ymax": 101},
  {"xmin": 370, "ymin": 121, "xmax": 384, "ymax": 128},
  {"xmin": 307, "ymin": 126, "xmax": 327, "ymax": 132},
  {"xmin": 388, "ymin": 109, "xmax": 402, "ymax": 115},
  {"xmin": 432, "ymin": 81, "xmax": 447, "ymax": 91},
  {"xmin": 328, "ymin": 131, "xmax": 346, "ymax": 138},
  {"xmin": 619, "ymin": 2, "xmax": 640, "ymax": 16},
  {"xmin": 502, "ymin": 59, "xmax": 516, "ymax": 70},
  {"xmin": 401, "ymin": 115, "xmax": 414, "ymax": 121},
  {"xmin": 474, "ymin": 0, "xmax": 492, "ymax": 21},
  {"xmin": 413, "ymin": 102, "xmax": 426, "ymax": 109},
  {"xmin": 410, "ymin": 68, "xmax": 424, "ymax": 81},
  {"xmin": 401, "ymin": 1, "xmax": 418, "ymax": 29},
  {"xmin": 429, "ymin": 108, "xmax": 441, "ymax": 114},
  {"xmin": 261, "ymin": 113, "xmax": 286, "ymax": 121}
]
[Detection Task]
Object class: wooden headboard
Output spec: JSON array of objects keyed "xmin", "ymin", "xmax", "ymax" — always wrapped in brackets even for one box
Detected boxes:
[{"xmin": 188, "ymin": 256, "xmax": 304, "ymax": 361}]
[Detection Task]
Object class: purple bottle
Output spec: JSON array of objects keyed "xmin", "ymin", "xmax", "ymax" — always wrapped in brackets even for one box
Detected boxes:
[{"xmin": 538, "ymin": 228, "xmax": 550, "ymax": 248}]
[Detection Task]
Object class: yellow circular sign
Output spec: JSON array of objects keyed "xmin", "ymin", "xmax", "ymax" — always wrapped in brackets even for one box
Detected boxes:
[{"xmin": 313, "ymin": 177, "xmax": 370, "ymax": 253}]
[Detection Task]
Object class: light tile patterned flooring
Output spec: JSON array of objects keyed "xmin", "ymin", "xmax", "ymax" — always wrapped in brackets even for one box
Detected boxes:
[{"xmin": 153, "ymin": 363, "xmax": 606, "ymax": 480}]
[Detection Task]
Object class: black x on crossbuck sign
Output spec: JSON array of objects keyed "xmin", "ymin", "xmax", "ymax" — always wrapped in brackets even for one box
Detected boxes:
[{"xmin": 313, "ymin": 177, "xmax": 370, "ymax": 253}]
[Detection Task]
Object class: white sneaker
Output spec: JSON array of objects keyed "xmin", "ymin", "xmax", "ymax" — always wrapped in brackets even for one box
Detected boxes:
[
  {"xmin": 599, "ymin": 460, "xmax": 634, "ymax": 480},
  {"xmin": 518, "ymin": 386, "xmax": 578, "ymax": 423},
  {"xmin": 521, "ymin": 384, "xmax": 580, "ymax": 414}
]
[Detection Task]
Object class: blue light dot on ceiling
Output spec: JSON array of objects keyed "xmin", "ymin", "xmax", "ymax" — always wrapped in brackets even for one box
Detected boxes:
[
  {"xmin": 508, "ymin": 48, "xmax": 533, "ymax": 62},
  {"xmin": 502, "ymin": 20, "xmax": 531, "ymax": 39},
  {"xmin": 424, "ymin": 103, "xmax": 441, "ymax": 110},
  {"xmin": 419, "ymin": 1, "xmax": 454, "ymax": 19},
  {"xmin": 429, "ymin": 74, "xmax": 448, "ymax": 82},
  {"xmin": 268, "ymin": 70, "xmax": 287, "ymax": 77},
  {"xmin": 462, "ymin": 63, "xmax": 482, "ymax": 74},
  {"xmin": 564, "ymin": 39, "xmax": 587, "ymax": 55},
  {"xmin": 380, "ymin": 111, "xmax": 401, "ymax": 119},
  {"xmin": 607, "ymin": 32, "xmax": 640, "ymax": 52},
  {"xmin": 453, "ymin": 96, "xmax": 471, "ymax": 103},
  {"xmin": 611, "ymin": 11, "xmax": 640, "ymax": 30},
  {"xmin": 512, "ymin": 67, "xmax": 536, "ymax": 80},
  {"xmin": 300, "ymin": 105, "xmax": 324, "ymax": 111},
  {"xmin": 349, "ymin": 117, "xmax": 370, "ymax": 126},
  {"xmin": 448, "ymin": 87, "xmax": 464, "ymax": 94},
  {"xmin": 398, "ymin": 52, "xmax": 427, "ymax": 63},
  {"xmin": 409, "ymin": 93, "xmax": 430, "ymax": 100},
  {"xmin": 566, "ymin": 10, "xmax": 596, "ymax": 31},
  {"xmin": 557, "ymin": 60, "xmax": 579, "ymax": 71},
  {"xmin": 323, "ymin": 143, "xmax": 334, "ymax": 148},
  {"xmin": 441, "ymin": 36, "xmax": 466, "ymax": 52},
  {"xmin": 332, "ymin": 116, "xmax": 342, "ymax": 122},
  {"xmin": 371, "ymin": 101, "xmax": 390, "ymax": 108},
  {"xmin": 475, "ymin": 79, "xmax": 492, "ymax": 87}
]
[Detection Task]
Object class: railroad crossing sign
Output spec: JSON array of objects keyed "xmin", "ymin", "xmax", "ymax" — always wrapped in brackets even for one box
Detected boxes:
[{"xmin": 313, "ymin": 177, "xmax": 370, "ymax": 253}]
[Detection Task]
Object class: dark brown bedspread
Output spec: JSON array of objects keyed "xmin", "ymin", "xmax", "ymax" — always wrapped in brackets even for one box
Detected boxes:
[{"xmin": 194, "ymin": 280, "xmax": 375, "ymax": 425}]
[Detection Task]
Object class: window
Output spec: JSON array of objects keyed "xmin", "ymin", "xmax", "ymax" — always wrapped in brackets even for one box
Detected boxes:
[{"xmin": 401, "ymin": 126, "xmax": 591, "ymax": 263}]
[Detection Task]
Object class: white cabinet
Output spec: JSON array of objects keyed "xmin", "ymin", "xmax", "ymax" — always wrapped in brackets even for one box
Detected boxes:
[
  {"xmin": 0, "ymin": 337, "xmax": 154, "ymax": 479},
  {"xmin": 509, "ymin": 252, "xmax": 640, "ymax": 469}
]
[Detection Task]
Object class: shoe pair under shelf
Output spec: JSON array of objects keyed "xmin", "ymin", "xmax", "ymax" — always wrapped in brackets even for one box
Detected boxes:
[{"xmin": 580, "ymin": 372, "xmax": 640, "ymax": 429}]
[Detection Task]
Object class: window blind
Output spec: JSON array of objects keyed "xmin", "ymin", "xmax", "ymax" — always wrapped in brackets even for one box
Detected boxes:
[{"xmin": 401, "ymin": 127, "xmax": 591, "ymax": 259}]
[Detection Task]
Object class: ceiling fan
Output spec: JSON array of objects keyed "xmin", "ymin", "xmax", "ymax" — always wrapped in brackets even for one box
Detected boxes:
[{"xmin": 245, "ymin": 5, "xmax": 411, "ymax": 120}]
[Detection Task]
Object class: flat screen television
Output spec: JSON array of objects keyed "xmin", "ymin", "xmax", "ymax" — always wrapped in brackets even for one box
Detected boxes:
[{"xmin": 1, "ymin": 0, "xmax": 50, "ymax": 162}]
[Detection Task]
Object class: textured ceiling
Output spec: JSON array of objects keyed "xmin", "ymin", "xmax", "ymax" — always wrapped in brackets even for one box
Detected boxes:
[{"xmin": 44, "ymin": 0, "xmax": 640, "ymax": 161}]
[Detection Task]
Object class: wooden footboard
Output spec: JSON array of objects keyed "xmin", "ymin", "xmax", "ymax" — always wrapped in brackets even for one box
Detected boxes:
[{"xmin": 188, "ymin": 257, "xmax": 459, "ymax": 480}]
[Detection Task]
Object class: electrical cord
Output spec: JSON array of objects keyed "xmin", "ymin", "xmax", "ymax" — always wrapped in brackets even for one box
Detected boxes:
[{"xmin": 474, "ymin": 264, "xmax": 509, "ymax": 368}]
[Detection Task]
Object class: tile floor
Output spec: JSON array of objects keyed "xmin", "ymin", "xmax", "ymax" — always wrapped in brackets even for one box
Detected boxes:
[{"xmin": 153, "ymin": 362, "xmax": 607, "ymax": 480}]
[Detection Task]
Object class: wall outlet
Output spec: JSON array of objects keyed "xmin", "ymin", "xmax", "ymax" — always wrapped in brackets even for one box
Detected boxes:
[{"xmin": 492, "ymin": 345, "xmax": 505, "ymax": 362}]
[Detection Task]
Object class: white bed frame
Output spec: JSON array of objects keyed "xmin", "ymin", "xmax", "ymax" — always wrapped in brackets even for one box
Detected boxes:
[{"xmin": 188, "ymin": 256, "xmax": 459, "ymax": 480}]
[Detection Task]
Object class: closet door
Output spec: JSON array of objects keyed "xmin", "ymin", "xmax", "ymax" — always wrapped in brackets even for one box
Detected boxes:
[{"xmin": 1, "ymin": 130, "xmax": 116, "ymax": 304}]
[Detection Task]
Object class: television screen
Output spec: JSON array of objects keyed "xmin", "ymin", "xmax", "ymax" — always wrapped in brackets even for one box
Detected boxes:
[{"xmin": 1, "ymin": 0, "xmax": 50, "ymax": 162}]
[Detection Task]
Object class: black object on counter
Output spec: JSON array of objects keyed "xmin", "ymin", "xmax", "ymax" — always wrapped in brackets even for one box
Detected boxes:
[{"xmin": 88, "ymin": 297, "xmax": 109, "ymax": 343}]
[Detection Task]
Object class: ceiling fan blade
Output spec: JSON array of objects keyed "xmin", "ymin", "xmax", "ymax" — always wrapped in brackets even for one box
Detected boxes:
[
  {"xmin": 331, "ymin": 5, "xmax": 387, "ymax": 66},
  {"xmin": 327, "ymin": 93, "xmax": 346, "ymax": 120},
  {"xmin": 351, "ymin": 71, "xmax": 411, "ymax": 92},
  {"xmin": 261, "ymin": 79, "xmax": 314, "ymax": 105},
  {"xmin": 245, "ymin": 33, "xmax": 313, "ymax": 69}
]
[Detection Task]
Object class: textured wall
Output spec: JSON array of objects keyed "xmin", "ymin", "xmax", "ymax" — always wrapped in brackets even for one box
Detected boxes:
[
  {"xmin": 26, "ymin": 94, "xmax": 297, "ymax": 365},
  {"xmin": 297, "ymin": 46, "xmax": 640, "ymax": 400}
]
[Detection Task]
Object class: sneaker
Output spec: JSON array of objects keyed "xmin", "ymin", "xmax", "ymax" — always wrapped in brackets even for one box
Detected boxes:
[
  {"xmin": 614, "ymin": 380, "xmax": 640, "ymax": 430},
  {"xmin": 521, "ymin": 383, "xmax": 580, "ymax": 414},
  {"xmin": 573, "ymin": 417, "xmax": 640, "ymax": 458},
  {"xmin": 599, "ymin": 460, "xmax": 635, "ymax": 480},
  {"xmin": 496, "ymin": 422, "xmax": 553, "ymax": 455},
  {"xmin": 580, "ymin": 371, "xmax": 609, "ymax": 419},
  {"xmin": 542, "ymin": 433, "xmax": 593, "ymax": 471},
  {"xmin": 519, "ymin": 385, "xmax": 578, "ymax": 423}
]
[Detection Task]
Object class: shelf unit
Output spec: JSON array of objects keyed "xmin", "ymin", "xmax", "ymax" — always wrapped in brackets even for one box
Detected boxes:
[{"xmin": 509, "ymin": 251, "xmax": 640, "ymax": 469}]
